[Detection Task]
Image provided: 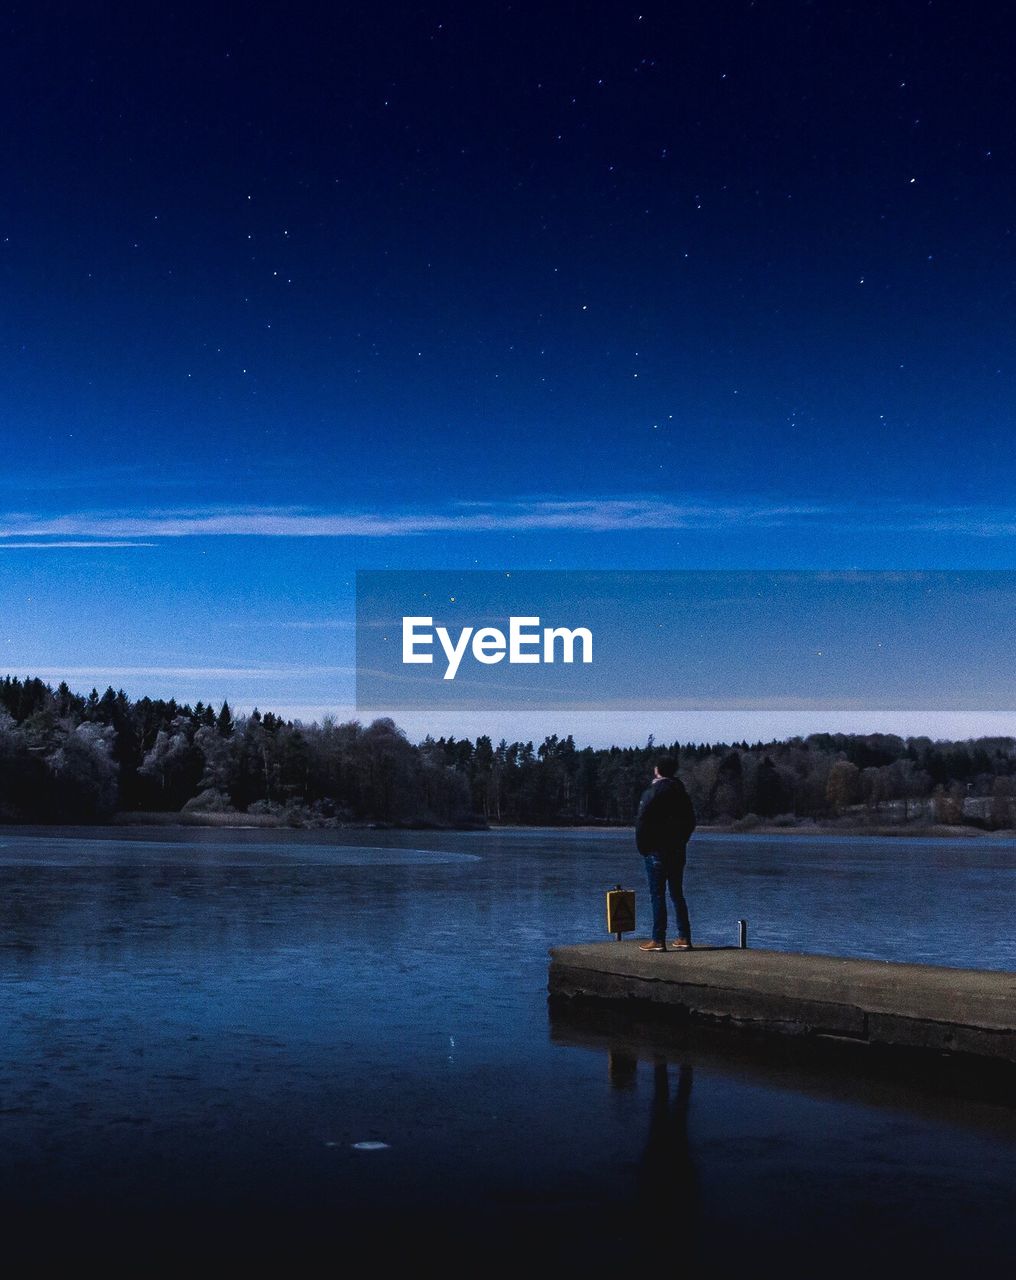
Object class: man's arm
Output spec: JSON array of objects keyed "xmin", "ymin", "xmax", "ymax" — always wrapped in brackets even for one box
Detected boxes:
[
  {"xmin": 635, "ymin": 784, "xmax": 657, "ymax": 823},
  {"xmin": 635, "ymin": 784, "xmax": 662, "ymax": 851}
]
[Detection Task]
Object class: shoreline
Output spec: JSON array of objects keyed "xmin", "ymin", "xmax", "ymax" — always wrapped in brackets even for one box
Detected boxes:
[
  {"xmin": 116, "ymin": 813, "xmax": 1006, "ymax": 838},
  {"xmin": 0, "ymin": 815, "xmax": 1010, "ymax": 840}
]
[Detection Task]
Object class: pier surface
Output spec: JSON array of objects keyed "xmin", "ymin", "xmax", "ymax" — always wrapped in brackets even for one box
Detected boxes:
[{"xmin": 549, "ymin": 943, "xmax": 1016, "ymax": 1065}]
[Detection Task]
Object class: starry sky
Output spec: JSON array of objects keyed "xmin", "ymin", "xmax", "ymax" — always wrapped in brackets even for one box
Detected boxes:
[{"xmin": 2, "ymin": 2, "xmax": 1014, "ymax": 741}]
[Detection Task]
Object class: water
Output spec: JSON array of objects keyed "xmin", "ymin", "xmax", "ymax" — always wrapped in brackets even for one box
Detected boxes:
[{"xmin": 0, "ymin": 825, "xmax": 1013, "ymax": 1269}]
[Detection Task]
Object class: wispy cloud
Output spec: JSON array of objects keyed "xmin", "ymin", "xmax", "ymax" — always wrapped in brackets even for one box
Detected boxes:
[
  {"xmin": 1, "ymin": 496, "xmax": 1015, "ymax": 542},
  {"xmin": 0, "ymin": 497, "xmax": 829, "ymax": 541},
  {"xmin": 12, "ymin": 665, "xmax": 354, "ymax": 680},
  {"xmin": 895, "ymin": 510, "xmax": 1016, "ymax": 538},
  {"xmin": 0, "ymin": 541, "xmax": 155, "ymax": 549},
  {"xmin": 274, "ymin": 619, "xmax": 356, "ymax": 630}
]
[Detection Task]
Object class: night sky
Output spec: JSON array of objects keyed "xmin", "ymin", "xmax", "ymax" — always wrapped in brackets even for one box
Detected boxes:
[{"xmin": 2, "ymin": 3, "xmax": 1014, "ymax": 739}]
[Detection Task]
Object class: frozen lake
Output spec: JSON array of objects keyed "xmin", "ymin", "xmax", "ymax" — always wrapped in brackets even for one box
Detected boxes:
[{"xmin": 0, "ymin": 825, "xmax": 1013, "ymax": 1267}]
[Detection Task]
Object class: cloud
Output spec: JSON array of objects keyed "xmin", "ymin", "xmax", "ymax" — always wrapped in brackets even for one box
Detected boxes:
[
  {"xmin": 896, "ymin": 510, "xmax": 1016, "ymax": 538},
  {"xmin": 0, "ymin": 541, "xmax": 155, "ymax": 549},
  {"xmin": 2, "ymin": 496, "xmax": 1015, "ymax": 542},
  {"xmin": 274, "ymin": 619, "xmax": 356, "ymax": 630},
  {"xmin": 13, "ymin": 665, "xmax": 354, "ymax": 681},
  {"xmin": 0, "ymin": 496, "xmax": 829, "ymax": 540}
]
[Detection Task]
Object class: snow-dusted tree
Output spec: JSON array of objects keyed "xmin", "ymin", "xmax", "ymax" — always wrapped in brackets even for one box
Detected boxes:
[
  {"xmin": 188, "ymin": 723, "xmax": 237, "ymax": 810},
  {"xmin": 138, "ymin": 715, "xmax": 202, "ymax": 808},
  {"xmin": 47, "ymin": 721, "xmax": 119, "ymax": 818}
]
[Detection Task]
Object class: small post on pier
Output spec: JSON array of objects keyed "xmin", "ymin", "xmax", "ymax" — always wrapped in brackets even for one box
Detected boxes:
[{"xmin": 738, "ymin": 918, "xmax": 748, "ymax": 949}]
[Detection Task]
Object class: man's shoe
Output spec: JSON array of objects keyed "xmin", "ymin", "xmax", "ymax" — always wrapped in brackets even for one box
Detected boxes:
[
  {"xmin": 670, "ymin": 938, "xmax": 693, "ymax": 950},
  {"xmin": 639, "ymin": 940, "xmax": 666, "ymax": 952}
]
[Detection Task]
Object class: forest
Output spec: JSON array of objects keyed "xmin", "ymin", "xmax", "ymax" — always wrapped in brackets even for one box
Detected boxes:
[{"xmin": 1, "ymin": 674, "xmax": 1014, "ymax": 830}]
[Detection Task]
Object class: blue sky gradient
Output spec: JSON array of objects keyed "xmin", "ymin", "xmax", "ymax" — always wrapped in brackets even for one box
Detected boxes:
[{"xmin": 2, "ymin": 3, "xmax": 1015, "ymax": 741}]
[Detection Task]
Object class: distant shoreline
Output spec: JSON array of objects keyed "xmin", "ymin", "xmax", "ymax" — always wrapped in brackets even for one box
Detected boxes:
[{"xmin": 0, "ymin": 813, "xmax": 1007, "ymax": 839}]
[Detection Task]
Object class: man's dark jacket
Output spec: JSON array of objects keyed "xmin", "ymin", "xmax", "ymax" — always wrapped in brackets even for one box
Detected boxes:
[{"xmin": 635, "ymin": 776, "xmax": 697, "ymax": 858}]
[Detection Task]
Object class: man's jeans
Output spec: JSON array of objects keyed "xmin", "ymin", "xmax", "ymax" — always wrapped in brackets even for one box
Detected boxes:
[{"xmin": 643, "ymin": 851, "xmax": 691, "ymax": 944}]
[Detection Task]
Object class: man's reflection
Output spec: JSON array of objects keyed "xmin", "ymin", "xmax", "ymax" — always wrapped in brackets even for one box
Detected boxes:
[{"xmin": 616, "ymin": 1055, "xmax": 699, "ymax": 1266}]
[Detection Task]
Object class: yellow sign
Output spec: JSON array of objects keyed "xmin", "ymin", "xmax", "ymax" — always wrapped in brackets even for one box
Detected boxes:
[{"xmin": 606, "ymin": 889, "xmax": 636, "ymax": 935}]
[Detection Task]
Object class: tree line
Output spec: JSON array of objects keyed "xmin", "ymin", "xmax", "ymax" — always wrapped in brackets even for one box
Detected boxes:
[{"xmin": 1, "ymin": 675, "xmax": 1014, "ymax": 829}]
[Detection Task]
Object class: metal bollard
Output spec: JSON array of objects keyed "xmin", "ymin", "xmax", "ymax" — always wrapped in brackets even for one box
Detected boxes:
[{"xmin": 737, "ymin": 918, "xmax": 748, "ymax": 949}]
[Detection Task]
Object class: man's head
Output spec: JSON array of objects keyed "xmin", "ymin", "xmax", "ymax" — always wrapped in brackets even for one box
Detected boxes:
[{"xmin": 653, "ymin": 755, "xmax": 678, "ymax": 779}]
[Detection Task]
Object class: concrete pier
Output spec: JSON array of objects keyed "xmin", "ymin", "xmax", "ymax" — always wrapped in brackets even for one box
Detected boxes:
[{"xmin": 549, "ymin": 943, "xmax": 1016, "ymax": 1066}]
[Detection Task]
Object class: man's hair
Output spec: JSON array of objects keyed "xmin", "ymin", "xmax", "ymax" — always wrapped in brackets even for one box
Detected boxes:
[{"xmin": 655, "ymin": 755, "xmax": 678, "ymax": 778}]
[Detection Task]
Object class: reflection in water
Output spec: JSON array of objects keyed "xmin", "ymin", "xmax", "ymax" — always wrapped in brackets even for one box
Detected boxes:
[
  {"xmin": 636, "ymin": 1061, "xmax": 698, "ymax": 1265},
  {"xmin": 553, "ymin": 996, "xmax": 1016, "ymax": 1273},
  {"xmin": 608, "ymin": 1048, "xmax": 639, "ymax": 1090},
  {"xmin": 608, "ymin": 1047, "xmax": 700, "ymax": 1266}
]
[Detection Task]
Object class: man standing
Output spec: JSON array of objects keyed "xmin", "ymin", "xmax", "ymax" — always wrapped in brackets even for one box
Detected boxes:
[{"xmin": 635, "ymin": 756, "xmax": 696, "ymax": 952}]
